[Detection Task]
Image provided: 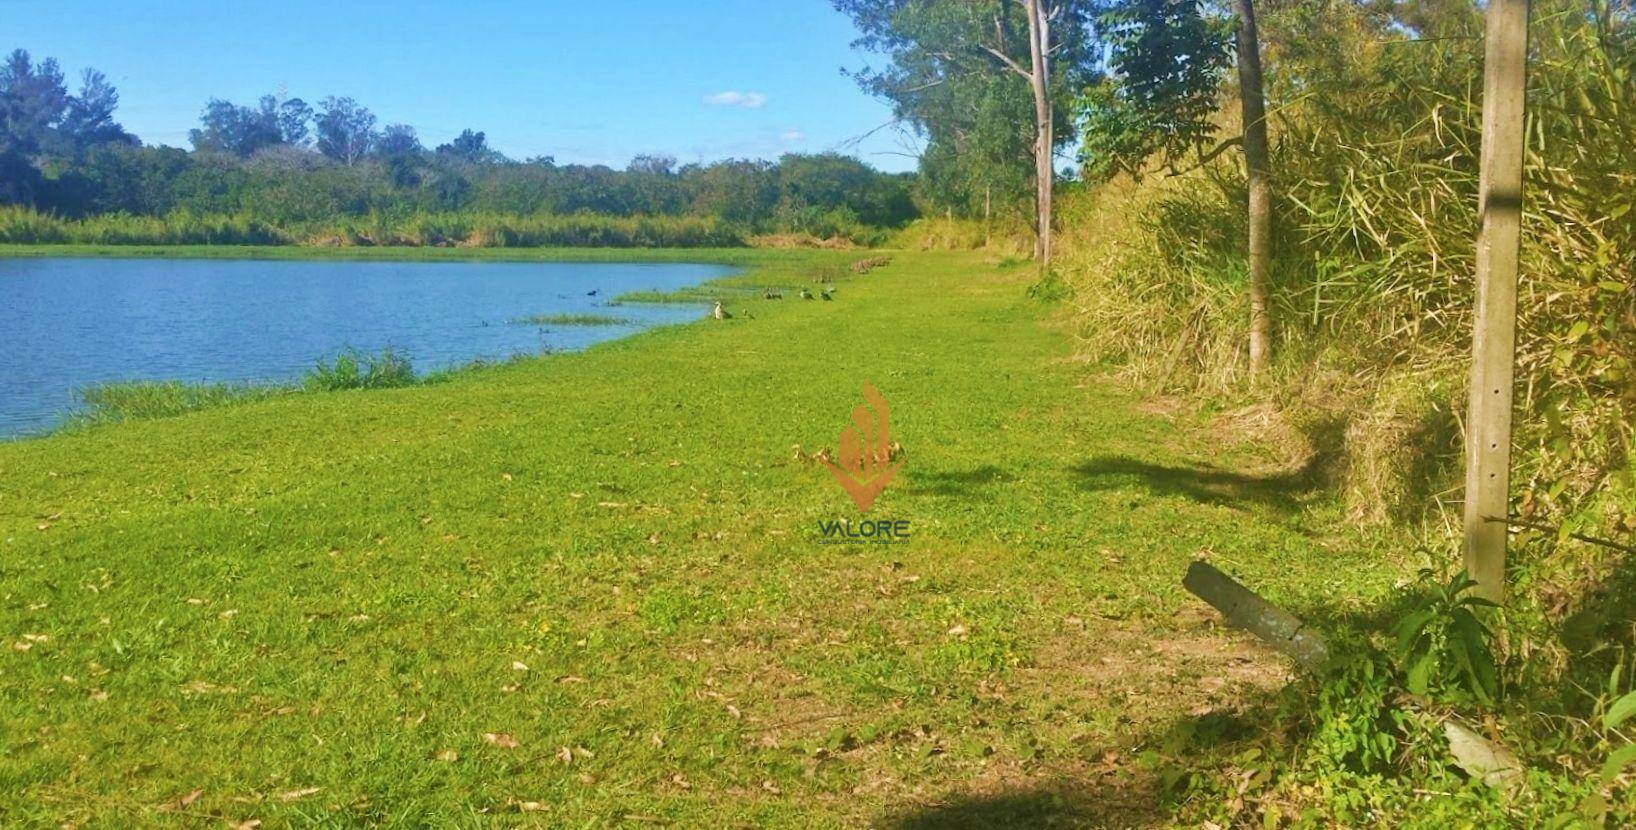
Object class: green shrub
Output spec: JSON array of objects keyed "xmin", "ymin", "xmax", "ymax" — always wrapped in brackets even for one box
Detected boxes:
[{"xmin": 303, "ymin": 348, "xmax": 417, "ymax": 391}]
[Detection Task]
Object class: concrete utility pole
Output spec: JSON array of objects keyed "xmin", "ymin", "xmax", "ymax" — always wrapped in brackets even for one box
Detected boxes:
[{"xmin": 1463, "ymin": 0, "xmax": 1531, "ymax": 604}]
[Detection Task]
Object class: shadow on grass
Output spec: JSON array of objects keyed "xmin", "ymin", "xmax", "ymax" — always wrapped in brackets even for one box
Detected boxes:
[
  {"xmin": 909, "ymin": 465, "xmax": 1015, "ymax": 498},
  {"xmin": 875, "ymin": 654, "xmax": 1307, "ymax": 828},
  {"xmin": 878, "ymin": 778, "xmax": 1165, "ymax": 829},
  {"xmin": 1538, "ymin": 537, "xmax": 1636, "ymax": 717},
  {"xmin": 1071, "ymin": 410, "xmax": 1360, "ymax": 516},
  {"xmin": 877, "ymin": 699, "xmax": 1295, "ymax": 829},
  {"xmin": 1071, "ymin": 454, "xmax": 1324, "ymax": 515}
]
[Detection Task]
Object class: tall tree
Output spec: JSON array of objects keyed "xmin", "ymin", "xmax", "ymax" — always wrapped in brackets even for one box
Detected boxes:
[
  {"xmin": 435, "ymin": 128, "xmax": 499, "ymax": 163},
  {"xmin": 315, "ymin": 96, "xmax": 376, "ymax": 166},
  {"xmin": 1021, "ymin": 0, "xmax": 1055, "ymax": 262},
  {"xmin": 0, "ymin": 50, "xmax": 132, "ymax": 202},
  {"xmin": 0, "ymin": 49, "xmax": 67, "ymax": 156},
  {"xmin": 835, "ymin": 0, "xmax": 1096, "ymax": 262},
  {"xmin": 376, "ymin": 124, "xmax": 422, "ymax": 157},
  {"xmin": 1234, "ymin": 0, "xmax": 1272, "ymax": 375},
  {"xmin": 274, "ymin": 97, "xmax": 312, "ymax": 145},
  {"xmin": 0, "ymin": 50, "xmax": 64, "ymax": 202},
  {"xmin": 1077, "ymin": 0, "xmax": 1272, "ymax": 374},
  {"xmin": 60, "ymin": 70, "xmax": 135, "ymax": 147},
  {"xmin": 191, "ymin": 97, "xmax": 284, "ymax": 157},
  {"xmin": 1076, "ymin": 0, "xmax": 1231, "ymax": 181},
  {"xmin": 376, "ymin": 124, "xmax": 423, "ymax": 187}
]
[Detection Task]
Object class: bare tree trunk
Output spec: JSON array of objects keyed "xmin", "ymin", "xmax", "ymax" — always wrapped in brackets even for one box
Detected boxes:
[
  {"xmin": 1234, "ymin": 0, "xmax": 1271, "ymax": 375},
  {"xmin": 1463, "ymin": 0, "xmax": 1531, "ymax": 604},
  {"xmin": 1024, "ymin": 0, "xmax": 1054, "ymax": 266},
  {"xmin": 984, "ymin": 182, "xmax": 993, "ymax": 247}
]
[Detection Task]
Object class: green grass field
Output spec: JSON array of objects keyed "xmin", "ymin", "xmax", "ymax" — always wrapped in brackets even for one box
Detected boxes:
[{"xmin": 0, "ymin": 248, "xmax": 1408, "ymax": 827}]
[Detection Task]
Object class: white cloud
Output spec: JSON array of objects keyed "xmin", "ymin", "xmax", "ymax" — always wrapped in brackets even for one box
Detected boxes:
[
  {"xmin": 704, "ymin": 90, "xmax": 768, "ymax": 109},
  {"xmin": 779, "ymin": 129, "xmax": 807, "ymax": 143}
]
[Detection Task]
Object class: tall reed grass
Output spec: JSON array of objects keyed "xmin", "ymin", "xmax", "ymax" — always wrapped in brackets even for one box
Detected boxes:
[
  {"xmin": 1058, "ymin": 0, "xmax": 1635, "ymax": 726},
  {"xmin": 0, "ymin": 206, "xmax": 287, "ymax": 245},
  {"xmin": 0, "ymin": 205, "xmax": 744, "ymax": 248},
  {"xmin": 1063, "ymin": 0, "xmax": 1633, "ymax": 535}
]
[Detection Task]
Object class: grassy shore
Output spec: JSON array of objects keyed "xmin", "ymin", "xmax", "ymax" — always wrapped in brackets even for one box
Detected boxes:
[{"xmin": 0, "ymin": 248, "xmax": 1406, "ymax": 827}]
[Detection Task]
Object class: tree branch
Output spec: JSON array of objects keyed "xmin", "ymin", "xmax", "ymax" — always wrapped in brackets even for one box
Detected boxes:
[
  {"xmin": 1164, "ymin": 136, "xmax": 1244, "ymax": 177},
  {"xmin": 979, "ymin": 44, "xmax": 1033, "ymax": 79},
  {"xmin": 1485, "ymin": 515, "xmax": 1636, "ymax": 555}
]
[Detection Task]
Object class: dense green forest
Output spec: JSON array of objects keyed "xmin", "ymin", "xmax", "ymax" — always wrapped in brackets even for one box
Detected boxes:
[{"xmin": 0, "ymin": 49, "xmax": 917, "ymax": 246}]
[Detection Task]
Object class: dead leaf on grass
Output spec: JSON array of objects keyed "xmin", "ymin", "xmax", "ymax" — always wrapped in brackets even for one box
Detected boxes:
[{"xmin": 482, "ymin": 732, "xmax": 520, "ymax": 749}]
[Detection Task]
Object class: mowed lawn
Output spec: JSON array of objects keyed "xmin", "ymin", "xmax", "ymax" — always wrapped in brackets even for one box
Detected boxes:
[{"xmin": 0, "ymin": 249, "xmax": 1402, "ymax": 827}]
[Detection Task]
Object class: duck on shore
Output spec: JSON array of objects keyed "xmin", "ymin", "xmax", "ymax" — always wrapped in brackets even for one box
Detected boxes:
[
  {"xmin": 713, "ymin": 301, "xmax": 732, "ymax": 320},
  {"xmin": 799, "ymin": 288, "xmax": 813, "ymax": 300}
]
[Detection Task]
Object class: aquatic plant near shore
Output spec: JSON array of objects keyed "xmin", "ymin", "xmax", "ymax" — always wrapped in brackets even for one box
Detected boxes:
[
  {"xmin": 71, "ymin": 348, "xmax": 421, "ymax": 427},
  {"xmin": 76, "ymin": 381, "xmax": 291, "ymax": 424},
  {"xmin": 303, "ymin": 348, "xmax": 417, "ymax": 391},
  {"xmin": 510, "ymin": 313, "xmax": 630, "ymax": 326}
]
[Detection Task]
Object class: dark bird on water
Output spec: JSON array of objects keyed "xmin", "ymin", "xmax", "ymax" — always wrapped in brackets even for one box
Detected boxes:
[{"xmin": 586, "ymin": 289, "xmax": 599, "ymax": 297}]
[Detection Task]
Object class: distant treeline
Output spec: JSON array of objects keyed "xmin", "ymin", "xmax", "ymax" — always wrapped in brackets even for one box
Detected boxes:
[{"xmin": 0, "ymin": 49, "xmax": 918, "ymax": 246}]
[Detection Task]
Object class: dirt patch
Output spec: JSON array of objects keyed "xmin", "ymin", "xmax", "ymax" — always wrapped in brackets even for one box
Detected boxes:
[
  {"xmin": 1029, "ymin": 611, "xmax": 1293, "ymax": 728},
  {"xmin": 866, "ymin": 613, "xmax": 1296, "ymax": 827}
]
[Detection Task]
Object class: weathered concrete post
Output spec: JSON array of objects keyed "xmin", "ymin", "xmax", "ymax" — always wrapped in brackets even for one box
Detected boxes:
[{"xmin": 1463, "ymin": 0, "xmax": 1531, "ymax": 604}]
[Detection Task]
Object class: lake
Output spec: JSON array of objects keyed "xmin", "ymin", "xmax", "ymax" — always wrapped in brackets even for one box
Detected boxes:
[{"xmin": 0, "ymin": 257, "xmax": 734, "ymax": 438}]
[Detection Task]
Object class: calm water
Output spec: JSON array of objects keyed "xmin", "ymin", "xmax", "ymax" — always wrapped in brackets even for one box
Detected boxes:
[{"xmin": 0, "ymin": 257, "xmax": 733, "ymax": 438}]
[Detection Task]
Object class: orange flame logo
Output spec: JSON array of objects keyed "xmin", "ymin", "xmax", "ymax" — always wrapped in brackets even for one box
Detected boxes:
[{"xmin": 824, "ymin": 382, "xmax": 901, "ymax": 511}]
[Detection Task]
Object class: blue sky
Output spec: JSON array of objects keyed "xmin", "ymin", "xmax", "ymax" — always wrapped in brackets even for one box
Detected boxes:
[{"xmin": 4, "ymin": 0, "xmax": 921, "ymax": 171}]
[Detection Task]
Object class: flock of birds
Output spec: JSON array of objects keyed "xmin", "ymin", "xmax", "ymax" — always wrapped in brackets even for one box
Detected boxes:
[
  {"xmin": 571, "ymin": 257, "xmax": 893, "ymax": 323},
  {"xmin": 581, "ymin": 259, "xmax": 885, "ymax": 323},
  {"xmin": 543, "ymin": 280, "xmax": 838, "ymax": 325},
  {"xmin": 561, "ymin": 285, "xmax": 831, "ymax": 323},
  {"xmin": 712, "ymin": 284, "xmax": 832, "ymax": 321}
]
